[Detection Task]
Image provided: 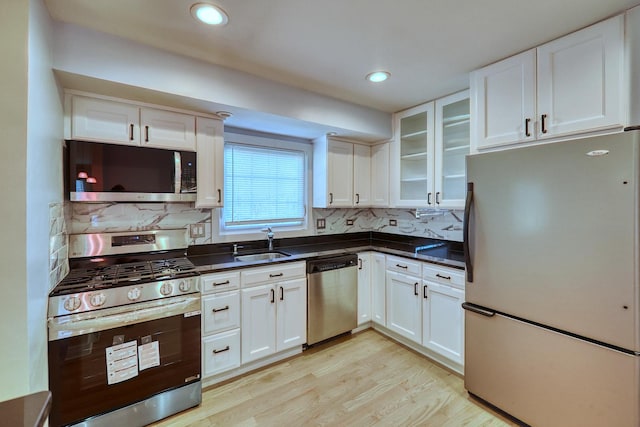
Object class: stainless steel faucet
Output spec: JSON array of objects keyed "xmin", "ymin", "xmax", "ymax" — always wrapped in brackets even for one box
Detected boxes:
[
  {"xmin": 232, "ymin": 243, "xmax": 244, "ymax": 255},
  {"xmin": 265, "ymin": 227, "xmax": 274, "ymax": 251}
]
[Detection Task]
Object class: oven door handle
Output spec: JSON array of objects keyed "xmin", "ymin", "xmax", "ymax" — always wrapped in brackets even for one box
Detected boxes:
[{"xmin": 48, "ymin": 296, "xmax": 201, "ymax": 341}]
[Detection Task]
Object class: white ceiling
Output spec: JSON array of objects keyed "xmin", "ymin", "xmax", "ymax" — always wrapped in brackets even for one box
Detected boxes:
[{"xmin": 45, "ymin": 0, "xmax": 639, "ymax": 113}]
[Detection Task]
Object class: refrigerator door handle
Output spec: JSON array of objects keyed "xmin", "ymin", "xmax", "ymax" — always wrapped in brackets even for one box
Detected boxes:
[
  {"xmin": 464, "ymin": 182, "xmax": 474, "ymax": 282},
  {"xmin": 462, "ymin": 302, "xmax": 495, "ymax": 317}
]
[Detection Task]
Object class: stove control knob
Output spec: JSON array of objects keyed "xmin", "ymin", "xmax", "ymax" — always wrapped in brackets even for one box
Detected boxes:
[
  {"xmin": 127, "ymin": 287, "xmax": 142, "ymax": 301},
  {"xmin": 160, "ymin": 282, "xmax": 173, "ymax": 296},
  {"xmin": 178, "ymin": 280, "xmax": 191, "ymax": 292},
  {"xmin": 90, "ymin": 292, "xmax": 106, "ymax": 307},
  {"xmin": 64, "ymin": 296, "xmax": 82, "ymax": 312}
]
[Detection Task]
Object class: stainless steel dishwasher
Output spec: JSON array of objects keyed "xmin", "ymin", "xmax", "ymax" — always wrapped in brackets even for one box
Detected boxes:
[{"xmin": 306, "ymin": 254, "xmax": 358, "ymax": 345}]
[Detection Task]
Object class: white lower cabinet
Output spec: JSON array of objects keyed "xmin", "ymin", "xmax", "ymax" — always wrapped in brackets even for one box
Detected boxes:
[
  {"xmin": 386, "ymin": 270, "xmax": 422, "ymax": 344},
  {"xmin": 240, "ymin": 262, "xmax": 307, "ymax": 364},
  {"xmin": 422, "ymin": 281, "xmax": 464, "ymax": 365},
  {"xmin": 202, "ymin": 329, "xmax": 241, "ymax": 377},
  {"xmin": 357, "ymin": 252, "xmax": 372, "ymax": 325},
  {"xmin": 201, "ymin": 271, "xmax": 241, "ymax": 380},
  {"xmin": 371, "ymin": 253, "xmax": 386, "ymax": 325}
]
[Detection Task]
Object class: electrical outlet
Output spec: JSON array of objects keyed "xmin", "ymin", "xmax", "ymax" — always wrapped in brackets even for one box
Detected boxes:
[
  {"xmin": 189, "ymin": 223, "xmax": 205, "ymax": 238},
  {"xmin": 389, "ymin": 219, "xmax": 397, "ymax": 226},
  {"xmin": 346, "ymin": 219, "xmax": 354, "ymax": 226},
  {"xmin": 317, "ymin": 218, "xmax": 326, "ymax": 229}
]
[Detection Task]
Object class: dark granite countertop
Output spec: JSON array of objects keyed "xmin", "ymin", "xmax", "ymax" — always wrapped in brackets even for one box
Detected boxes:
[{"xmin": 188, "ymin": 232, "xmax": 465, "ymax": 273}]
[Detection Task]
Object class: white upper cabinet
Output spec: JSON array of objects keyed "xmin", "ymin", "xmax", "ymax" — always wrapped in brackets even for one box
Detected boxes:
[
  {"xmin": 471, "ymin": 14, "xmax": 624, "ymax": 151},
  {"xmin": 391, "ymin": 102, "xmax": 435, "ymax": 207},
  {"xmin": 195, "ymin": 117, "xmax": 224, "ymax": 208},
  {"xmin": 434, "ymin": 90, "xmax": 470, "ymax": 208},
  {"xmin": 326, "ymin": 139, "xmax": 354, "ymax": 207},
  {"xmin": 71, "ymin": 96, "xmax": 140, "ymax": 145},
  {"xmin": 392, "ymin": 91, "xmax": 469, "ymax": 209},
  {"xmin": 353, "ymin": 143, "xmax": 372, "ymax": 206},
  {"xmin": 370, "ymin": 142, "xmax": 390, "ymax": 207},
  {"xmin": 140, "ymin": 108, "xmax": 196, "ymax": 151},
  {"xmin": 69, "ymin": 94, "xmax": 197, "ymax": 151}
]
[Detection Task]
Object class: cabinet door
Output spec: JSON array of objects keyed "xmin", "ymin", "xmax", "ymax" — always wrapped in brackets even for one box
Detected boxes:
[
  {"xmin": 371, "ymin": 253, "xmax": 386, "ymax": 325},
  {"xmin": 195, "ymin": 117, "xmax": 224, "ymax": 208},
  {"xmin": 353, "ymin": 143, "xmax": 371, "ymax": 207},
  {"xmin": 202, "ymin": 291, "xmax": 240, "ymax": 335},
  {"xmin": 370, "ymin": 142, "xmax": 390, "ymax": 207},
  {"xmin": 71, "ymin": 96, "xmax": 139, "ymax": 145},
  {"xmin": 140, "ymin": 107, "xmax": 196, "ymax": 151},
  {"xmin": 392, "ymin": 102, "xmax": 435, "ymax": 207},
  {"xmin": 327, "ymin": 139, "xmax": 354, "ymax": 206},
  {"xmin": 241, "ymin": 285, "xmax": 276, "ymax": 363},
  {"xmin": 357, "ymin": 252, "xmax": 372, "ymax": 325},
  {"xmin": 276, "ymin": 278, "xmax": 307, "ymax": 351},
  {"xmin": 536, "ymin": 15, "xmax": 624, "ymax": 138},
  {"xmin": 422, "ymin": 281, "xmax": 464, "ymax": 365},
  {"xmin": 471, "ymin": 49, "xmax": 536, "ymax": 150},
  {"xmin": 385, "ymin": 270, "xmax": 422, "ymax": 344},
  {"xmin": 202, "ymin": 328, "xmax": 240, "ymax": 377},
  {"xmin": 435, "ymin": 90, "xmax": 470, "ymax": 209}
]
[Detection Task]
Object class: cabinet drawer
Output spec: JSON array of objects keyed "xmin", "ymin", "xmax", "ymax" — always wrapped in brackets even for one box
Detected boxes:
[
  {"xmin": 201, "ymin": 271, "xmax": 240, "ymax": 294},
  {"xmin": 202, "ymin": 291, "xmax": 240, "ymax": 334},
  {"xmin": 202, "ymin": 328, "xmax": 240, "ymax": 377},
  {"xmin": 423, "ymin": 264, "xmax": 464, "ymax": 289},
  {"xmin": 386, "ymin": 255, "xmax": 422, "ymax": 277},
  {"xmin": 241, "ymin": 261, "xmax": 306, "ymax": 287}
]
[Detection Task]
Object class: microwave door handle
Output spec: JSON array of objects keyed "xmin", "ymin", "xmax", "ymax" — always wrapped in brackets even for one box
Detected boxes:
[{"xmin": 174, "ymin": 152, "xmax": 182, "ymax": 194}]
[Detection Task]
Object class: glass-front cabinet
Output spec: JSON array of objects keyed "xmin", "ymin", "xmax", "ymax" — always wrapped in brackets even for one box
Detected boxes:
[
  {"xmin": 392, "ymin": 90, "xmax": 470, "ymax": 209},
  {"xmin": 392, "ymin": 102, "xmax": 435, "ymax": 207},
  {"xmin": 435, "ymin": 90, "xmax": 470, "ymax": 208}
]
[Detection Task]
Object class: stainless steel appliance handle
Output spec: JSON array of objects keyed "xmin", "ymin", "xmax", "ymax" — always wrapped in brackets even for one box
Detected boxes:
[
  {"xmin": 48, "ymin": 295, "xmax": 201, "ymax": 341},
  {"xmin": 461, "ymin": 302, "xmax": 495, "ymax": 317},
  {"xmin": 174, "ymin": 152, "xmax": 182, "ymax": 194},
  {"xmin": 464, "ymin": 182, "xmax": 474, "ymax": 282}
]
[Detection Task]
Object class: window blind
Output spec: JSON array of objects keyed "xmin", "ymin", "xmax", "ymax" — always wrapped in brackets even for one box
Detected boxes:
[{"xmin": 223, "ymin": 143, "xmax": 306, "ymax": 227}]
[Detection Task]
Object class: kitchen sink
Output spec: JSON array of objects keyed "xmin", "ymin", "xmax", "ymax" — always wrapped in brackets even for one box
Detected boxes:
[{"xmin": 234, "ymin": 251, "xmax": 291, "ymax": 262}]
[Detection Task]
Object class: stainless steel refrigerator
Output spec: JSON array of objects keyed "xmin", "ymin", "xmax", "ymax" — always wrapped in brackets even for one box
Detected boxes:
[{"xmin": 463, "ymin": 130, "xmax": 640, "ymax": 427}]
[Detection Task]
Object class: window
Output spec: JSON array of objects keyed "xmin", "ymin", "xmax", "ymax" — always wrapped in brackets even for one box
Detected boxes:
[{"xmin": 222, "ymin": 138, "xmax": 308, "ymax": 232}]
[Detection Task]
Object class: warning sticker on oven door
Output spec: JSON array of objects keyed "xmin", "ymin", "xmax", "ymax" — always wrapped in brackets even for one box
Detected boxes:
[
  {"xmin": 106, "ymin": 341, "xmax": 139, "ymax": 385},
  {"xmin": 138, "ymin": 341, "xmax": 160, "ymax": 371}
]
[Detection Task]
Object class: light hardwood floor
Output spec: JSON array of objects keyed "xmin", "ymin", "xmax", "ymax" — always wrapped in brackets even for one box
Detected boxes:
[{"xmin": 151, "ymin": 330, "xmax": 520, "ymax": 426}]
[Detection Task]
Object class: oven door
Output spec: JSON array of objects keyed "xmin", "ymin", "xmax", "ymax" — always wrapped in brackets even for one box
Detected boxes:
[{"xmin": 48, "ymin": 295, "xmax": 201, "ymax": 427}]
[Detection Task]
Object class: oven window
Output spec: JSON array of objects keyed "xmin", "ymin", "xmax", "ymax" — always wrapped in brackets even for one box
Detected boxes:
[{"xmin": 48, "ymin": 313, "xmax": 200, "ymax": 427}]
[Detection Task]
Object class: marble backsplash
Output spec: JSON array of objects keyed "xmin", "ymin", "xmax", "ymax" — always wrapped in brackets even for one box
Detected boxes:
[
  {"xmin": 49, "ymin": 202, "xmax": 69, "ymax": 289},
  {"xmin": 67, "ymin": 202, "xmax": 463, "ymax": 244}
]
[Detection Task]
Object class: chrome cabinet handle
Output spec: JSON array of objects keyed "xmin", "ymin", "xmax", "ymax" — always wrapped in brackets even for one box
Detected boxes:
[
  {"xmin": 212, "ymin": 305, "xmax": 229, "ymax": 313},
  {"xmin": 435, "ymin": 273, "xmax": 451, "ymax": 280},
  {"xmin": 213, "ymin": 346, "xmax": 230, "ymax": 354},
  {"xmin": 541, "ymin": 114, "xmax": 548, "ymax": 134},
  {"xmin": 525, "ymin": 118, "xmax": 531, "ymax": 137}
]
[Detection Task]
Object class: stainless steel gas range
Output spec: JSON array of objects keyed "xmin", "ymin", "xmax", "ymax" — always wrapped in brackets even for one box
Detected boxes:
[{"xmin": 47, "ymin": 229, "xmax": 202, "ymax": 427}]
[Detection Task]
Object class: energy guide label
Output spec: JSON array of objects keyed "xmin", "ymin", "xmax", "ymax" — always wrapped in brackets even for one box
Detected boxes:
[{"xmin": 106, "ymin": 341, "xmax": 139, "ymax": 385}]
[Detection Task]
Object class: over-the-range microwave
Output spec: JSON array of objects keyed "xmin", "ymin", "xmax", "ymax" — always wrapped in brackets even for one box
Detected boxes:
[{"xmin": 65, "ymin": 140, "xmax": 197, "ymax": 202}]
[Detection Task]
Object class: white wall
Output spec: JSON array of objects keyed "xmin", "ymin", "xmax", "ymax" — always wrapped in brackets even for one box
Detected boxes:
[
  {"xmin": 51, "ymin": 23, "xmax": 391, "ymax": 141},
  {"xmin": 26, "ymin": 0, "xmax": 64, "ymax": 393},
  {"xmin": 0, "ymin": 0, "xmax": 30, "ymax": 401}
]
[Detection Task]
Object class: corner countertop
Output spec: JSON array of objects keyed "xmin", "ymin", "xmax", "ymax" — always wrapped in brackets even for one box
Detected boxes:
[{"xmin": 188, "ymin": 232, "xmax": 465, "ymax": 274}]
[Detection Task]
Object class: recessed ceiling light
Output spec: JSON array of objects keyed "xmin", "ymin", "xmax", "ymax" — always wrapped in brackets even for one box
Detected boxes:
[
  {"xmin": 216, "ymin": 111, "xmax": 233, "ymax": 119},
  {"xmin": 366, "ymin": 71, "xmax": 390, "ymax": 83},
  {"xmin": 191, "ymin": 3, "xmax": 229, "ymax": 26}
]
